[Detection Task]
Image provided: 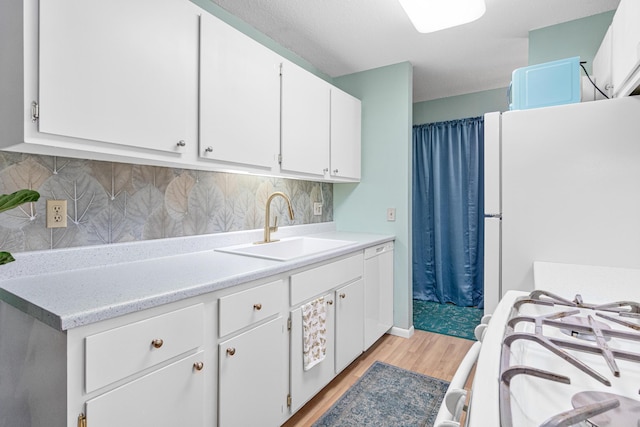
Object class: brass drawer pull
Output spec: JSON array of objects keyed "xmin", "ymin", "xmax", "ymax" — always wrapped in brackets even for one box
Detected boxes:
[
  {"xmin": 327, "ymin": 300, "xmax": 334, "ymax": 305},
  {"xmin": 339, "ymin": 293, "xmax": 346, "ymax": 299},
  {"xmin": 253, "ymin": 303, "xmax": 262, "ymax": 310},
  {"xmin": 151, "ymin": 339, "xmax": 164, "ymax": 349},
  {"xmin": 226, "ymin": 347, "xmax": 236, "ymax": 356},
  {"xmin": 193, "ymin": 361, "xmax": 204, "ymax": 371}
]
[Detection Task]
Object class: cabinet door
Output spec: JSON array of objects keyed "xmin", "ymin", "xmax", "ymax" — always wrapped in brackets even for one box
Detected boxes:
[
  {"xmin": 281, "ymin": 61, "xmax": 330, "ymax": 177},
  {"xmin": 200, "ymin": 13, "xmax": 281, "ymax": 169},
  {"xmin": 611, "ymin": 0, "xmax": 640, "ymax": 97},
  {"xmin": 335, "ymin": 279, "xmax": 364, "ymax": 373},
  {"xmin": 364, "ymin": 247, "xmax": 394, "ymax": 349},
  {"xmin": 330, "ymin": 88, "xmax": 362, "ymax": 180},
  {"xmin": 38, "ymin": 0, "xmax": 197, "ymax": 154},
  {"xmin": 84, "ymin": 351, "xmax": 205, "ymax": 427},
  {"xmin": 219, "ymin": 316, "xmax": 287, "ymax": 427},
  {"xmin": 290, "ymin": 293, "xmax": 335, "ymax": 413}
]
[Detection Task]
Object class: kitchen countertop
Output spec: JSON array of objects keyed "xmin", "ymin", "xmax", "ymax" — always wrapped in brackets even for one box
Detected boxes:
[{"xmin": 0, "ymin": 224, "xmax": 394, "ymax": 331}]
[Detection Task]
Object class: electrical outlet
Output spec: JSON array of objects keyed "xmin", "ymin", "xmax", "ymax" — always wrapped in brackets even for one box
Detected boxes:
[
  {"xmin": 46, "ymin": 199, "xmax": 68, "ymax": 228},
  {"xmin": 313, "ymin": 202, "xmax": 323, "ymax": 216},
  {"xmin": 386, "ymin": 207, "xmax": 396, "ymax": 222}
]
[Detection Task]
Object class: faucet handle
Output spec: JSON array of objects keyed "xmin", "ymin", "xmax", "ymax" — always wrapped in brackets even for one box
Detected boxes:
[{"xmin": 270, "ymin": 216, "xmax": 279, "ymax": 233}]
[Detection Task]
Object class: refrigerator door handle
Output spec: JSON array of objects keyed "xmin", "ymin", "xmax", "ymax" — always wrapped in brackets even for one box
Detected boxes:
[{"xmin": 484, "ymin": 214, "xmax": 502, "ymax": 219}]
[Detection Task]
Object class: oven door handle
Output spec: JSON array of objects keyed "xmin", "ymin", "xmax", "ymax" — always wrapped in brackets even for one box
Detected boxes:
[{"xmin": 433, "ymin": 341, "xmax": 482, "ymax": 426}]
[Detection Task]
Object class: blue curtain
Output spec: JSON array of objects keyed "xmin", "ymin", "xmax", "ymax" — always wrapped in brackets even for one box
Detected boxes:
[{"xmin": 412, "ymin": 117, "xmax": 484, "ymax": 308}]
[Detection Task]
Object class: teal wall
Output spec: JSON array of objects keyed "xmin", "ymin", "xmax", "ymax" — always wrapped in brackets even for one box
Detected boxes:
[
  {"xmin": 185, "ymin": 3, "xmax": 614, "ymax": 333},
  {"xmin": 529, "ymin": 11, "xmax": 615, "ymax": 73},
  {"xmin": 333, "ymin": 62, "xmax": 414, "ymax": 331},
  {"xmin": 413, "ymin": 87, "xmax": 508, "ymax": 125},
  {"xmin": 413, "ymin": 11, "xmax": 615, "ymax": 125}
]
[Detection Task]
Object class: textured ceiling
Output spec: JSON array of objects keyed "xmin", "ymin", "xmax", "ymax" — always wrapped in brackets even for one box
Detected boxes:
[{"xmin": 209, "ymin": 0, "xmax": 620, "ymax": 102}]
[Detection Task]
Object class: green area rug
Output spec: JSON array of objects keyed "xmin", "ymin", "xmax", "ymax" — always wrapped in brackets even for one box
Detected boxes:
[
  {"xmin": 313, "ymin": 361, "xmax": 448, "ymax": 427},
  {"xmin": 413, "ymin": 299, "xmax": 483, "ymax": 341}
]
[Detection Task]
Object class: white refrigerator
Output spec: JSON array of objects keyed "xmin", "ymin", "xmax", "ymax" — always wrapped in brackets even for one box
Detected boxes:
[{"xmin": 483, "ymin": 95, "xmax": 640, "ymax": 314}]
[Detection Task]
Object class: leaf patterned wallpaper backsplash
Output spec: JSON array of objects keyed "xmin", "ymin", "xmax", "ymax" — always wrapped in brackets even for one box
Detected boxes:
[{"xmin": 0, "ymin": 153, "xmax": 333, "ymax": 253}]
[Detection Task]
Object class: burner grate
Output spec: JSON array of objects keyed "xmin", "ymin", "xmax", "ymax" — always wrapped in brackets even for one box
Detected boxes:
[{"xmin": 499, "ymin": 291, "xmax": 640, "ymax": 427}]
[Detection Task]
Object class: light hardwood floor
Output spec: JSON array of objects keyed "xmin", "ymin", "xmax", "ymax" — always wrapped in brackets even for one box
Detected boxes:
[{"xmin": 282, "ymin": 330, "xmax": 475, "ymax": 426}]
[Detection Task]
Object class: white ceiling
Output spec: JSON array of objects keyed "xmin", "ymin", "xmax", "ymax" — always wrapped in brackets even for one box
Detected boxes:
[{"xmin": 208, "ymin": 0, "xmax": 620, "ymax": 103}]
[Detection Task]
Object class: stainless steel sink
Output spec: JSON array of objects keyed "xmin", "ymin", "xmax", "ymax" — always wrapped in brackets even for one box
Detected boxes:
[{"xmin": 215, "ymin": 237, "xmax": 356, "ymax": 261}]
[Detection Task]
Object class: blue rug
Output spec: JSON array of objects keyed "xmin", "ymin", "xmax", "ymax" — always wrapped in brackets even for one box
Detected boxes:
[
  {"xmin": 313, "ymin": 361, "xmax": 449, "ymax": 427},
  {"xmin": 413, "ymin": 300, "xmax": 483, "ymax": 341}
]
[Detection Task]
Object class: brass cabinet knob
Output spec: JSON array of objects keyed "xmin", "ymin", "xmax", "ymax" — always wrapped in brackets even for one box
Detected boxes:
[
  {"xmin": 339, "ymin": 293, "xmax": 346, "ymax": 299},
  {"xmin": 333, "ymin": 169, "xmax": 339, "ymax": 174},
  {"xmin": 205, "ymin": 146, "xmax": 213, "ymax": 153},
  {"xmin": 226, "ymin": 347, "xmax": 236, "ymax": 356},
  {"xmin": 193, "ymin": 361, "xmax": 204, "ymax": 371},
  {"xmin": 151, "ymin": 339, "xmax": 164, "ymax": 349},
  {"xmin": 326, "ymin": 300, "xmax": 334, "ymax": 305},
  {"xmin": 176, "ymin": 140, "xmax": 186, "ymax": 147},
  {"xmin": 253, "ymin": 303, "xmax": 262, "ymax": 311}
]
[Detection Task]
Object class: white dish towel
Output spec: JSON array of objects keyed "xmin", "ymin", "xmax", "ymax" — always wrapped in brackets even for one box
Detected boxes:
[{"xmin": 302, "ymin": 297, "xmax": 327, "ymax": 371}]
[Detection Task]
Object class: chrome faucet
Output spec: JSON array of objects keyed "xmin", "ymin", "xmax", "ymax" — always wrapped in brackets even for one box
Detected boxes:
[{"xmin": 258, "ymin": 192, "xmax": 295, "ymax": 244}]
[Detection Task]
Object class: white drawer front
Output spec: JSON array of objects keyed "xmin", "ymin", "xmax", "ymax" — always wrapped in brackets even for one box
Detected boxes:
[
  {"xmin": 85, "ymin": 304, "xmax": 204, "ymax": 393},
  {"xmin": 219, "ymin": 279, "xmax": 284, "ymax": 337},
  {"xmin": 290, "ymin": 253, "xmax": 363, "ymax": 306}
]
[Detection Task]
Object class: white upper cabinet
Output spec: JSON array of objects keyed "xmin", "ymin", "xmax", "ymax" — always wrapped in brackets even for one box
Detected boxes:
[
  {"xmin": 330, "ymin": 88, "xmax": 362, "ymax": 181},
  {"xmin": 610, "ymin": 0, "xmax": 640, "ymax": 97},
  {"xmin": 38, "ymin": 0, "xmax": 198, "ymax": 155},
  {"xmin": 0, "ymin": 1, "xmax": 360, "ymax": 181},
  {"xmin": 199, "ymin": 13, "xmax": 281, "ymax": 171},
  {"xmin": 280, "ymin": 61, "xmax": 331, "ymax": 178}
]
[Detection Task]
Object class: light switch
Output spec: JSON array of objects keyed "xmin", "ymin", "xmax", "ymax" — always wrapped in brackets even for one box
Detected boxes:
[{"xmin": 387, "ymin": 208, "xmax": 396, "ymax": 222}]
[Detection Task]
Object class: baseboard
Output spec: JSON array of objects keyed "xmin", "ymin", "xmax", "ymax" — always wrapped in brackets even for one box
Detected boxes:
[{"xmin": 388, "ymin": 325, "xmax": 414, "ymax": 339}]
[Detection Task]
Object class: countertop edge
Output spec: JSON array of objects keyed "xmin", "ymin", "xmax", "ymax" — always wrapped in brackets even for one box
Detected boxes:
[{"xmin": 1, "ymin": 231, "xmax": 394, "ymax": 331}]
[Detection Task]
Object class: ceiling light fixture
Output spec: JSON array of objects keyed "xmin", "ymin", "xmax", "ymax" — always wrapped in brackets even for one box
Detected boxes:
[{"xmin": 398, "ymin": 0, "xmax": 486, "ymax": 33}]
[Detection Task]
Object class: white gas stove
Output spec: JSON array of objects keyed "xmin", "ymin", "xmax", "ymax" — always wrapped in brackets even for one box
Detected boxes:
[{"xmin": 466, "ymin": 262, "xmax": 640, "ymax": 427}]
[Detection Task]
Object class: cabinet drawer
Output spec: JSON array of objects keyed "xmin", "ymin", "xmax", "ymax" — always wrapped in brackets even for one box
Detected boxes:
[
  {"xmin": 290, "ymin": 253, "xmax": 363, "ymax": 306},
  {"xmin": 219, "ymin": 279, "xmax": 284, "ymax": 337},
  {"xmin": 85, "ymin": 304, "xmax": 204, "ymax": 393}
]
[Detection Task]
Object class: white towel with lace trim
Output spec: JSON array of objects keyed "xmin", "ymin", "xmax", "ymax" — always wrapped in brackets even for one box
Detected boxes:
[{"xmin": 302, "ymin": 297, "xmax": 327, "ymax": 371}]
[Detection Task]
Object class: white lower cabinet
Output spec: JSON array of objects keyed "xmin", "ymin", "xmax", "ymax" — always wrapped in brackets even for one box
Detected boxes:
[
  {"xmin": 335, "ymin": 279, "xmax": 364, "ymax": 373},
  {"xmin": 0, "ymin": 245, "xmax": 392, "ymax": 427},
  {"xmin": 289, "ymin": 292, "xmax": 336, "ymax": 413},
  {"xmin": 363, "ymin": 242, "xmax": 395, "ymax": 349},
  {"xmin": 218, "ymin": 316, "xmax": 287, "ymax": 427},
  {"xmin": 83, "ymin": 351, "xmax": 205, "ymax": 427},
  {"xmin": 288, "ymin": 253, "xmax": 365, "ymax": 414},
  {"xmin": 289, "ymin": 278, "xmax": 363, "ymax": 413},
  {"xmin": 71, "ymin": 302, "xmax": 211, "ymax": 427}
]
